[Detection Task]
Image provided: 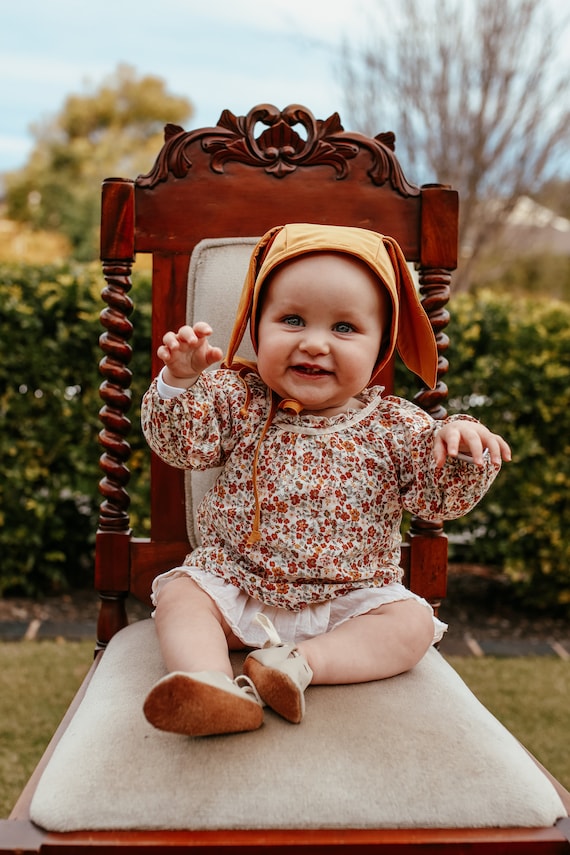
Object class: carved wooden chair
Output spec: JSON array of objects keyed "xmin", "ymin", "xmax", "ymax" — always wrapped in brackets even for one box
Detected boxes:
[{"xmin": 2, "ymin": 104, "xmax": 569, "ymax": 854}]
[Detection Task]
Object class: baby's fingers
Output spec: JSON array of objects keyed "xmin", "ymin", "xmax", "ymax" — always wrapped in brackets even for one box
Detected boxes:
[
  {"xmin": 486, "ymin": 433, "xmax": 512, "ymax": 466},
  {"xmin": 464, "ymin": 427, "xmax": 511, "ymax": 466},
  {"xmin": 434, "ymin": 422, "xmax": 511, "ymax": 469},
  {"xmin": 158, "ymin": 325, "xmax": 197, "ymax": 359},
  {"xmin": 192, "ymin": 321, "xmax": 215, "ymax": 340},
  {"xmin": 433, "ymin": 425, "xmax": 484, "ymax": 467},
  {"xmin": 433, "ymin": 432, "xmax": 451, "ymax": 470},
  {"xmin": 191, "ymin": 323, "xmax": 223, "ymax": 366}
]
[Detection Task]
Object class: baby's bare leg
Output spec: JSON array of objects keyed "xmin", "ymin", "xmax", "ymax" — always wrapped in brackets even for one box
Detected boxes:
[
  {"xmin": 154, "ymin": 576, "xmax": 241, "ymax": 677},
  {"xmin": 297, "ymin": 599, "xmax": 435, "ymax": 685},
  {"xmin": 146, "ymin": 577, "xmax": 262, "ymax": 736}
]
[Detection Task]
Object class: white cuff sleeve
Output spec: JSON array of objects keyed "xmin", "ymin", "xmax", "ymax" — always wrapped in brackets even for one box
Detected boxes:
[{"xmin": 156, "ymin": 367, "xmax": 197, "ymax": 399}]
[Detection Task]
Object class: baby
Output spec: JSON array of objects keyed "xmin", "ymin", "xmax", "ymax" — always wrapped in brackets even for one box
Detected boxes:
[{"xmin": 141, "ymin": 223, "xmax": 511, "ymax": 737}]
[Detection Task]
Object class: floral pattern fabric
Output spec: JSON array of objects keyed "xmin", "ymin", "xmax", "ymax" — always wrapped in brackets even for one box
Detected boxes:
[{"xmin": 141, "ymin": 370, "xmax": 500, "ymax": 611}]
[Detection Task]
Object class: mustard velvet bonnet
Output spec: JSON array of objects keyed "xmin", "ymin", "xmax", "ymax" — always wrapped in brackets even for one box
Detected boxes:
[{"xmin": 224, "ymin": 223, "xmax": 439, "ymax": 390}]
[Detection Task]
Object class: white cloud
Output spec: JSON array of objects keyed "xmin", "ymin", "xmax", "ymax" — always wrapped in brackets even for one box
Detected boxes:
[
  {"xmin": 2, "ymin": 0, "xmax": 566, "ymax": 177},
  {"xmin": 0, "ymin": 0, "xmax": 364, "ymax": 172}
]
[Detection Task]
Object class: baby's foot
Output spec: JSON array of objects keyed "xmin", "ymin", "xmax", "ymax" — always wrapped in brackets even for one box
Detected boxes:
[
  {"xmin": 143, "ymin": 671, "xmax": 263, "ymax": 736},
  {"xmin": 244, "ymin": 614, "xmax": 313, "ymax": 724}
]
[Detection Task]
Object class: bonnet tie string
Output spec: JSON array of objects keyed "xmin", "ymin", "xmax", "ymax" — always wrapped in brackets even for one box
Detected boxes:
[
  {"xmin": 247, "ymin": 393, "xmax": 279, "ymax": 545},
  {"xmin": 246, "ymin": 394, "xmax": 304, "ymax": 545}
]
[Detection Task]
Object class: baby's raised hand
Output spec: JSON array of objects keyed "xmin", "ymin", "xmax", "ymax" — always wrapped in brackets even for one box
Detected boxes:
[
  {"xmin": 158, "ymin": 323, "xmax": 224, "ymax": 387},
  {"xmin": 433, "ymin": 419, "xmax": 511, "ymax": 469}
]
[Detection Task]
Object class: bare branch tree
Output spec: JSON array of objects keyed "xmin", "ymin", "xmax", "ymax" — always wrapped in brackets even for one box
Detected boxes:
[{"xmin": 340, "ymin": 0, "xmax": 570, "ymax": 290}]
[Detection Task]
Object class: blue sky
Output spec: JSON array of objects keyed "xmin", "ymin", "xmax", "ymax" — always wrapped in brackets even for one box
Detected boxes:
[
  {"xmin": 2, "ymin": 0, "xmax": 568, "ymax": 181},
  {"xmin": 0, "ymin": 0, "xmax": 375, "ymax": 175}
]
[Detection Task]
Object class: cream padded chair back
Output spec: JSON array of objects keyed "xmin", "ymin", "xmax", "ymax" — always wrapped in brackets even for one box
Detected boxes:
[{"xmin": 185, "ymin": 237, "xmax": 259, "ymax": 548}]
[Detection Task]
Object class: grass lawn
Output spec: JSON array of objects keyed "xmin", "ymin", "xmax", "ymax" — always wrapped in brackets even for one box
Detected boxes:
[
  {"xmin": 0, "ymin": 642, "xmax": 568, "ymax": 819},
  {"xmin": 0, "ymin": 640, "xmax": 93, "ymax": 818}
]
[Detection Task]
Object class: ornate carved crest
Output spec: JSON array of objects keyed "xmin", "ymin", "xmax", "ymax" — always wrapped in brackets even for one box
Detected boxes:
[{"xmin": 137, "ymin": 104, "xmax": 419, "ymax": 197}]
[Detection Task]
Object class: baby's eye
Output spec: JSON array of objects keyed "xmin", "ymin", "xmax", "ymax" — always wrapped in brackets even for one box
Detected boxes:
[
  {"xmin": 282, "ymin": 315, "xmax": 304, "ymax": 327},
  {"xmin": 334, "ymin": 322, "xmax": 355, "ymax": 333}
]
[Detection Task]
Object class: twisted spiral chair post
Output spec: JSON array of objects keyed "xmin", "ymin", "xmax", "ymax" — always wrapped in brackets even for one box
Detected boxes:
[
  {"xmin": 98, "ymin": 261, "xmax": 133, "ymax": 533},
  {"xmin": 96, "ymin": 178, "xmax": 136, "ymax": 647},
  {"xmin": 408, "ymin": 263, "xmax": 452, "ymax": 610}
]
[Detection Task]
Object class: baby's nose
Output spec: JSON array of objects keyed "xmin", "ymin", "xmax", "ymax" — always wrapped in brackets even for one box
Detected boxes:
[{"xmin": 299, "ymin": 331, "xmax": 330, "ymax": 355}]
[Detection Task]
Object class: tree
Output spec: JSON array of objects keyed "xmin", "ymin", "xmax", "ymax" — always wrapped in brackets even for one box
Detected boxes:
[
  {"xmin": 340, "ymin": 0, "xmax": 570, "ymax": 290},
  {"xmin": 5, "ymin": 65, "xmax": 193, "ymax": 260},
  {"xmin": 533, "ymin": 177, "xmax": 570, "ymax": 222}
]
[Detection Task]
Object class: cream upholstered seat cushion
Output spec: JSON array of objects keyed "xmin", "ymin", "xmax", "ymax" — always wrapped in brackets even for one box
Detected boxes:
[{"xmin": 30, "ymin": 619, "xmax": 567, "ymax": 832}]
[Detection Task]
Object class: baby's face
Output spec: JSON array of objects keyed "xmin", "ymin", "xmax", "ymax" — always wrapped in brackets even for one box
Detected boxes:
[{"xmin": 256, "ymin": 252, "xmax": 388, "ymax": 417}]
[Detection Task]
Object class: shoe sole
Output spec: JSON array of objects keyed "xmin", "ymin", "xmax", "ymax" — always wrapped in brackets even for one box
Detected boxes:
[
  {"xmin": 244, "ymin": 658, "xmax": 304, "ymax": 724},
  {"xmin": 143, "ymin": 673, "xmax": 263, "ymax": 737}
]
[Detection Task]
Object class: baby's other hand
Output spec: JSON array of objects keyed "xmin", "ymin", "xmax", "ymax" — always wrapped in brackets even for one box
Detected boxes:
[
  {"xmin": 158, "ymin": 323, "xmax": 223, "ymax": 387},
  {"xmin": 433, "ymin": 420, "xmax": 511, "ymax": 469}
]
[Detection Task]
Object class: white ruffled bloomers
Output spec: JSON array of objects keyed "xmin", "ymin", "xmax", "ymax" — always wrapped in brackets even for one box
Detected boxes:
[{"xmin": 151, "ymin": 567, "xmax": 448, "ymax": 649}]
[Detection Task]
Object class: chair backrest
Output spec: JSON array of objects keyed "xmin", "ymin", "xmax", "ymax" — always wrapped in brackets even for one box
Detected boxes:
[{"xmin": 97, "ymin": 104, "xmax": 458, "ymax": 647}]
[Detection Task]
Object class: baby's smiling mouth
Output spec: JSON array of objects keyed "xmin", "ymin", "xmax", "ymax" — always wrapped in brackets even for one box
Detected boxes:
[{"xmin": 292, "ymin": 364, "xmax": 332, "ymax": 376}]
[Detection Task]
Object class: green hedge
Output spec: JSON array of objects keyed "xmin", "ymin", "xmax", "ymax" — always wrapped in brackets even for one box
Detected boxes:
[
  {"xmin": 0, "ymin": 262, "xmax": 151, "ymax": 595},
  {"xmin": 398, "ymin": 289, "xmax": 570, "ymax": 612},
  {"xmin": 1, "ymin": 264, "xmax": 569, "ymax": 612}
]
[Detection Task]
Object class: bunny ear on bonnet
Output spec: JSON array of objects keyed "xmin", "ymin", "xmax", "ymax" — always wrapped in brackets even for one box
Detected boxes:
[
  {"xmin": 223, "ymin": 223, "xmax": 439, "ymax": 390},
  {"xmin": 374, "ymin": 235, "xmax": 439, "ymax": 389}
]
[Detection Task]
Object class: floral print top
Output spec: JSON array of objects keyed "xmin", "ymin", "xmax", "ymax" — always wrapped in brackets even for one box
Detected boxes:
[{"xmin": 141, "ymin": 370, "xmax": 500, "ymax": 611}]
